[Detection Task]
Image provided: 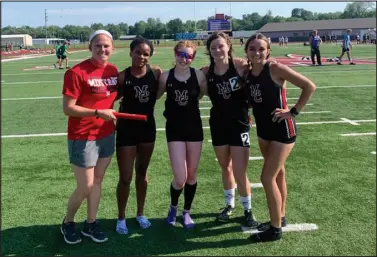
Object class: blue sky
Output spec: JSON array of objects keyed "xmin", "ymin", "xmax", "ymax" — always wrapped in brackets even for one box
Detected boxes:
[{"xmin": 2, "ymin": 2, "xmax": 349, "ymax": 28}]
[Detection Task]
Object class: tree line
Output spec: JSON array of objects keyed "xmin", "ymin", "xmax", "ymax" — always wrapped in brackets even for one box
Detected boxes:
[{"xmin": 2, "ymin": 2, "xmax": 375, "ymax": 41}]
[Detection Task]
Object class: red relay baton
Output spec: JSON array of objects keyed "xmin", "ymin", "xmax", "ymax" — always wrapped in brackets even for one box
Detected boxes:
[{"xmin": 113, "ymin": 112, "xmax": 147, "ymax": 121}]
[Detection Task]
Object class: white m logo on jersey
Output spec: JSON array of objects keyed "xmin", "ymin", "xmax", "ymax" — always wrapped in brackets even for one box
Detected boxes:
[
  {"xmin": 174, "ymin": 90, "xmax": 189, "ymax": 106},
  {"xmin": 134, "ymin": 85, "xmax": 150, "ymax": 103},
  {"xmin": 216, "ymin": 83, "xmax": 231, "ymax": 99},
  {"xmin": 249, "ymin": 84, "xmax": 262, "ymax": 103}
]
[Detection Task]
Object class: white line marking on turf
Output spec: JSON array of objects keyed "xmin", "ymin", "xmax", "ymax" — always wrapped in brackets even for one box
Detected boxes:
[
  {"xmin": 2, "ymin": 81, "xmax": 60, "ymax": 85},
  {"xmin": 371, "ymin": 151, "xmax": 376, "ymax": 155},
  {"xmin": 2, "ymin": 96, "xmax": 62, "ymax": 101},
  {"xmin": 199, "ymin": 107, "xmax": 211, "ymax": 110},
  {"xmin": 340, "ymin": 118, "xmax": 360, "ymax": 125},
  {"xmin": 340, "ymin": 132, "xmax": 376, "ymax": 136},
  {"xmin": 241, "ymin": 223, "xmax": 319, "ymax": 234},
  {"xmin": 201, "ymin": 111, "xmax": 329, "ymax": 118},
  {"xmin": 216, "ymin": 156, "xmax": 263, "ymax": 161},
  {"xmin": 1, "ymin": 133, "xmax": 67, "ymax": 138},
  {"xmin": 289, "ymin": 85, "xmax": 375, "ymax": 90},
  {"xmin": 251, "ymin": 183, "xmax": 263, "ymax": 188},
  {"xmin": 2, "ymin": 119, "xmax": 376, "ymax": 138},
  {"xmin": 200, "ymin": 101, "xmax": 211, "ymax": 103}
]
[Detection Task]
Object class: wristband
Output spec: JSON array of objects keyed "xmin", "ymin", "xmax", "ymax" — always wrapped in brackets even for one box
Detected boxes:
[
  {"xmin": 290, "ymin": 107, "xmax": 299, "ymax": 117},
  {"xmin": 94, "ymin": 109, "xmax": 99, "ymax": 119}
]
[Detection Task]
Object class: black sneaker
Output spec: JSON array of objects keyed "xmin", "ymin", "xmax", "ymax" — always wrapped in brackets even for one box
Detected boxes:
[
  {"xmin": 216, "ymin": 205, "xmax": 234, "ymax": 222},
  {"xmin": 257, "ymin": 217, "xmax": 287, "ymax": 232},
  {"xmin": 249, "ymin": 226, "xmax": 282, "ymax": 243},
  {"xmin": 60, "ymin": 218, "xmax": 82, "ymax": 244},
  {"xmin": 244, "ymin": 209, "xmax": 259, "ymax": 228},
  {"xmin": 350, "ymin": 62, "xmax": 356, "ymax": 65},
  {"xmin": 337, "ymin": 62, "xmax": 342, "ymax": 65},
  {"xmin": 81, "ymin": 220, "xmax": 108, "ymax": 243}
]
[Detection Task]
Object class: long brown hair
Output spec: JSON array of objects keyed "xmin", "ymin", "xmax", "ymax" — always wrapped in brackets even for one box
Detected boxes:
[
  {"xmin": 206, "ymin": 31, "xmax": 234, "ymax": 66},
  {"xmin": 244, "ymin": 33, "xmax": 271, "ymax": 65}
]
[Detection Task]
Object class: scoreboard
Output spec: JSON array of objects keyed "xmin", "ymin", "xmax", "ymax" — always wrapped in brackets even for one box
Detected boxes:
[{"xmin": 207, "ymin": 19, "xmax": 231, "ymax": 31}]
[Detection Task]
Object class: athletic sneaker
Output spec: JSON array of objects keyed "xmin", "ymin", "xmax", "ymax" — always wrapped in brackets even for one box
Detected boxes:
[
  {"xmin": 166, "ymin": 206, "xmax": 177, "ymax": 225},
  {"xmin": 249, "ymin": 226, "xmax": 282, "ymax": 243},
  {"xmin": 136, "ymin": 215, "xmax": 151, "ymax": 229},
  {"xmin": 337, "ymin": 62, "xmax": 342, "ymax": 65},
  {"xmin": 60, "ymin": 218, "xmax": 82, "ymax": 244},
  {"xmin": 257, "ymin": 217, "xmax": 287, "ymax": 232},
  {"xmin": 217, "ymin": 205, "xmax": 234, "ymax": 222},
  {"xmin": 350, "ymin": 62, "xmax": 356, "ymax": 65},
  {"xmin": 244, "ymin": 209, "xmax": 259, "ymax": 228},
  {"xmin": 115, "ymin": 219, "xmax": 128, "ymax": 235},
  {"xmin": 182, "ymin": 211, "xmax": 195, "ymax": 229},
  {"xmin": 81, "ymin": 220, "xmax": 108, "ymax": 243},
  {"xmin": 53, "ymin": 64, "xmax": 56, "ymax": 68}
]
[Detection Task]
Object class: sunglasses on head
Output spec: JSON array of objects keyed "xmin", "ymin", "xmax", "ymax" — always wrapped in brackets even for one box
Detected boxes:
[{"xmin": 175, "ymin": 50, "xmax": 194, "ymax": 60}]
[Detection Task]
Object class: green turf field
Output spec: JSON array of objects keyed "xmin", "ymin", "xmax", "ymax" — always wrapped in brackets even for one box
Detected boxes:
[{"xmin": 1, "ymin": 43, "xmax": 376, "ymax": 256}]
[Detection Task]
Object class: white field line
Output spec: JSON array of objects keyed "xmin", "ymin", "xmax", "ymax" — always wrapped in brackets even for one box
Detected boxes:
[
  {"xmin": 2, "ymin": 81, "xmax": 61, "ymax": 85},
  {"xmin": 340, "ymin": 132, "xmax": 376, "ymax": 136},
  {"xmin": 1, "ymin": 133, "xmax": 67, "ymax": 138},
  {"xmin": 241, "ymin": 223, "xmax": 319, "ymax": 234},
  {"xmin": 2, "ymin": 96, "xmax": 62, "ymax": 101},
  {"xmin": 199, "ymin": 101, "xmax": 212, "ymax": 103},
  {"xmin": 201, "ymin": 111, "xmax": 330, "ymax": 118},
  {"xmin": 215, "ymin": 156, "xmax": 264, "ymax": 161},
  {"xmin": 2, "ymin": 119, "xmax": 376, "ymax": 138},
  {"xmin": 2, "ymin": 68, "xmax": 375, "ymax": 76},
  {"xmin": 251, "ymin": 183, "xmax": 263, "ymax": 188},
  {"xmin": 371, "ymin": 151, "xmax": 376, "ymax": 155},
  {"xmin": 289, "ymin": 85, "xmax": 375, "ymax": 90},
  {"xmin": 340, "ymin": 118, "xmax": 360, "ymax": 125}
]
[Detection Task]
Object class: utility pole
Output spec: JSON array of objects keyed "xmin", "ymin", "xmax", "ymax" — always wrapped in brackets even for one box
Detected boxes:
[
  {"xmin": 45, "ymin": 9, "xmax": 48, "ymax": 47},
  {"xmin": 194, "ymin": 1, "xmax": 197, "ymax": 32}
]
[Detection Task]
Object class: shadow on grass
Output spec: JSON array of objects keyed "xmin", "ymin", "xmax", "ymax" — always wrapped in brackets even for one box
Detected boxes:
[{"xmin": 2, "ymin": 212, "xmax": 252, "ymax": 256}]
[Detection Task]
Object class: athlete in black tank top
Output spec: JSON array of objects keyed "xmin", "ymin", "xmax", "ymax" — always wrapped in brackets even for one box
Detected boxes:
[
  {"xmin": 207, "ymin": 58, "xmax": 249, "ymax": 123},
  {"xmin": 202, "ymin": 32, "xmax": 258, "ymax": 229},
  {"xmin": 246, "ymin": 61, "xmax": 297, "ymax": 143},
  {"xmin": 244, "ymin": 33, "xmax": 316, "ymax": 243},
  {"xmin": 164, "ymin": 67, "xmax": 201, "ymax": 122},
  {"xmin": 156, "ymin": 40, "xmax": 207, "ymax": 229},
  {"xmin": 118, "ymin": 64, "xmax": 158, "ymax": 126},
  {"xmin": 115, "ymin": 38, "xmax": 163, "ymax": 234}
]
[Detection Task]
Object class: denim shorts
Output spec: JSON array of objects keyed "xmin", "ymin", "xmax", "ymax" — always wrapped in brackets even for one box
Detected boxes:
[{"xmin": 68, "ymin": 133, "xmax": 115, "ymax": 168}]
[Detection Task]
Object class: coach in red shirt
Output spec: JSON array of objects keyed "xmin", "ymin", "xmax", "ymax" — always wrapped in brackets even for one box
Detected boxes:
[{"xmin": 60, "ymin": 30, "xmax": 118, "ymax": 245}]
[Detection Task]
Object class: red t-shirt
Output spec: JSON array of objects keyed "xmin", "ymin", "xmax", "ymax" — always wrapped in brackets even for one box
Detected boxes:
[{"xmin": 62, "ymin": 59, "xmax": 118, "ymax": 140}]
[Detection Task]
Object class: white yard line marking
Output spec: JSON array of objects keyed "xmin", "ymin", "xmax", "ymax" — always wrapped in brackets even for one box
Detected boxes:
[
  {"xmin": 340, "ymin": 118, "xmax": 360, "ymax": 125},
  {"xmin": 2, "ymin": 81, "xmax": 60, "ymax": 85},
  {"xmin": 287, "ymin": 97, "xmax": 298, "ymax": 100},
  {"xmin": 296, "ymin": 119, "xmax": 375, "ymax": 125},
  {"xmin": 371, "ymin": 151, "xmax": 376, "ymax": 155},
  {"xmin": 251, "ymin": 183, "xmax": 263, "ymax": 188},
  {"xmin": 1, "ymin": 133, "xmax": 67, "ymax": 138},
  {"xmin": 199, "ymin": 107, "xmax": 211, "ymax": 110},
  {"xmin": 216, "ymin": 156, "xmax": 263, "ymax": 161},
  {"xmin": 300, "ymin": 111, "xmax": 330, "ymax": 114},
  {"xmin": 2, "ymin": 119, "xmax": 376, "ymax": 138},
  {"xmin": 2, "ymin": 96, "xmax": 62, "ymax": 101},
  {"xmin": 241, "ymin": 223, "xmax": 319, "ymax": 234},
  {"xmin": 340, "ymin": 132, "xmax": 376, "ymax": 136},
  {"xmin": 289, "ymin": 85, "xmax": 375, "ymax": 90},
  {"xmin": 201, "ymin": 111, "xmax": 329, "ymax": 118},
  {"xmin": 200, "ymin": 101, "xmax": 212, "ymax": 103}
]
